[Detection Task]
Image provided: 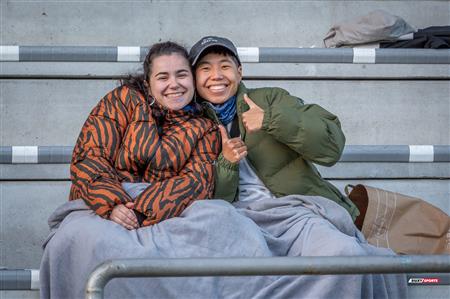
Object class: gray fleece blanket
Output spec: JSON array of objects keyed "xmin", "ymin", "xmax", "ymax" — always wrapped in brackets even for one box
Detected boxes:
[{"xmin": 40, "ymin": 195, "xmax": 407, "ymax": 299}]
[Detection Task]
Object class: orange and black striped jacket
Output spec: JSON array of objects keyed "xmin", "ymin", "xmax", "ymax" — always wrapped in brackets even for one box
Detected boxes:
[{"xmin": 69, "ymin": 86, "xmax": 220, "ymax": 226}]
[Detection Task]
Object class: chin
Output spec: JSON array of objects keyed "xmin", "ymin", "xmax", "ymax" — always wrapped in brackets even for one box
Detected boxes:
[
  {"xmin": 209, "ymin": 96, "xmax": 228, "ymax": 105},
  {"xmin": 170, "ymin": 105, "xmax": 184, "ymax": 111}
]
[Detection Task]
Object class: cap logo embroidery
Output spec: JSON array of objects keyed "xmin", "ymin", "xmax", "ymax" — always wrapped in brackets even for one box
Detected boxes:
[{"xmin": 201, "ymin": 37, "xmax": 218, "ymax": 45}]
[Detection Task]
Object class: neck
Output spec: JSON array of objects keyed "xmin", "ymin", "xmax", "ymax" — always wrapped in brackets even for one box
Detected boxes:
[{"xmin": 208, "ymin": 96, "xmax": 237, "ymax": 125}]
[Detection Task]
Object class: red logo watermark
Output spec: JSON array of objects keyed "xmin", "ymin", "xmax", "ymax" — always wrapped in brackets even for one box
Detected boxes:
[{"xmin": 408, "ymin": 278, "xmax": 440, "ymax": 284}]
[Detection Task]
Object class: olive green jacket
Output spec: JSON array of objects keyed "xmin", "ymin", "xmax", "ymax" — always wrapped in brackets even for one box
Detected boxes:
[{"xmin": 205, "ymin": 83, "xmax": 359, "ymax": 220}]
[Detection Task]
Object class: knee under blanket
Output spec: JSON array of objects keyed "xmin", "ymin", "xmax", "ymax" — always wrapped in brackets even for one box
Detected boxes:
[{"xmin": 40, "ymin": 196, "xmax": 407, "ymax": 299}]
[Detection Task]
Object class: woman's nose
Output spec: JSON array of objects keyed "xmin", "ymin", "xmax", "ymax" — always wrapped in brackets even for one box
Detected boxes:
[{"xmin": 168, "ymin": 77, "xmax": 179, "ymax": 89}]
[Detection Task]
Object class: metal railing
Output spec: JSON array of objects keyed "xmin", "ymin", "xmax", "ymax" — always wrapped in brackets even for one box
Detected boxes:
[
  {"xmin": 85, "ymin": 255, "xmax": 450, "ymax": 299},
  {"xmin": 1, "ymin": 145, "xmax": 449, "ymax": 164},
  {"xmin": 1, "ymin": 46, "xmax": 449, "ymax": 64},
  {"xmin": 0, "ymin": 269, "xmax": 39, "ymax": 290}
]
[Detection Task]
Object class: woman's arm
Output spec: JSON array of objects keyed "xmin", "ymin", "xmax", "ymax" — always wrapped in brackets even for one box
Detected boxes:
[
  {"xmin": 259, "ymin": 88, "xmax": 346, "ymax": 166},
  {"xmin": 133, "ymin": 125, "xmax": 220, "ymax": 226},
  {"xmin": 70, "ymin": 87, "xmax": 134, "ymax": 218},
  {"xmin": 213, "ymin": 153, "xmax": 239, "ymax": 202}
]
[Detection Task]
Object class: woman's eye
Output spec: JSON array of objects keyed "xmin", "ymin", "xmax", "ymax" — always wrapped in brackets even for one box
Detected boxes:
[{"xmin": 157, "ymin": 76, "xmax": 167, "ymax": 81}]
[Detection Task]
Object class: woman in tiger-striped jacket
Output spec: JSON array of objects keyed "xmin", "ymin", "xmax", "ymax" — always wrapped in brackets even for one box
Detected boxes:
[{"xmin": 69, "ymin": 42, "xmax": 219, "ymax": 228}]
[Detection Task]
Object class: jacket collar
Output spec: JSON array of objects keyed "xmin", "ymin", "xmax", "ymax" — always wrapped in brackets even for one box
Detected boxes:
[{"xmin": 236, "ymin": 82, "xmax": 249, "ymax": 115}]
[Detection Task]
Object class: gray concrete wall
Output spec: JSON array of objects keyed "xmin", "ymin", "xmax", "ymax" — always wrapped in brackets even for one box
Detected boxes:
[
  {"xmin": 1, "ymin": 79, "xmax": 449, "ymax": 145},
  {"xmin": 2, "ymin": 0, "xmax": 449, "ymax": 46},
  {"xmin": 1, "ymin": 1, "xmax": 449, "ymax": 297}
]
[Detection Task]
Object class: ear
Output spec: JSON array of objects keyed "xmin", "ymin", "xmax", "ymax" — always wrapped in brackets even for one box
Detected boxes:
[{"xmin": 237, "ymin": 65, "xmax": 243, "ymax": 82}]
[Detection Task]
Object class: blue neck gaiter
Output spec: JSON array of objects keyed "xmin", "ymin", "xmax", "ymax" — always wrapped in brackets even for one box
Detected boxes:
[
  {"xmin": 207, "ymin": 96, "xmax": 237, "ymax": 125},
  {"xmin": 182, "ymin": 102, "xmax": 198, "ymax": 114}
]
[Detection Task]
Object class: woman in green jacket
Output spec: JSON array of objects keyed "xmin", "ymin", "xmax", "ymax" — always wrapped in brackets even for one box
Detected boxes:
[
  {"xmin": 188, "ymin": 36, "xmax": 407, "ymax": 299},
  {"xmin": 190, "ymin": 36, "xmax": 359, "ymax": 219}
]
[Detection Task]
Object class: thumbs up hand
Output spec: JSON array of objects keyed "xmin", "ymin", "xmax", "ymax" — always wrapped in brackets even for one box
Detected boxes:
[
  {"xmin": 242, "ymin": 94, "xmax": 264, "ymax": 133},
  {"xmin": 219, "ymin": 125, "xmax": 247, "ymax": 164}
]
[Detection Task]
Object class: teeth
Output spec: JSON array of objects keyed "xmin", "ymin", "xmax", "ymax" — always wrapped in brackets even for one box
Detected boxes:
[
  {"xmin": 209, "ymin": 85, "xmax": 226, "ymax": 91},
  {"xmin": 166, "ymin": 92, "xmax": 183, "ymax": 97}
]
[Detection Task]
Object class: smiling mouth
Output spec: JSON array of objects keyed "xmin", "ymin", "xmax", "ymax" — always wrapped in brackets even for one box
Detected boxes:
[
  {"xmin": 165, "ymin": 92, "xmax": 185, "ymax": 100},
  {"xmin": 208, "ymin": 84, "xmax": 228, "ymax": 93}
]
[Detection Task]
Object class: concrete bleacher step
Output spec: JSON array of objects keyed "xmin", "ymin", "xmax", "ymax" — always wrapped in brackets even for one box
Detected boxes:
[{"xmin": 1, "ymin": 78, "xmax": 449, "ymax": 146}]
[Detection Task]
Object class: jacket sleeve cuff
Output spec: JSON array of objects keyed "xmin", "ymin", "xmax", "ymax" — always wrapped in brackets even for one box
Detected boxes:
[{"xmin": 217, "ymin": 153, "xmax": 239, "ymax": 171}]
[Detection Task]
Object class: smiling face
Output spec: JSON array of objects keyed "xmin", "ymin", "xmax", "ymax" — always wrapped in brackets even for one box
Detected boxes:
[
  {"xmin": 148, "ymin": 53, "xmax": 194, "ymax": 110},
  {"xmin": 195, "ymin": 52, "xmax": 242, "ymax": 105}
]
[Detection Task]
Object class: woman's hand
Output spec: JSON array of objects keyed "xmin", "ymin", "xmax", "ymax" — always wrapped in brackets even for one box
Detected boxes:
[
  {"xmin": 110, "ymin": 202, "xmax": 139, "ymax": 230},
  {"xmin": 219, "ymin": 125, "xmax": 247, "ymax": 164}
]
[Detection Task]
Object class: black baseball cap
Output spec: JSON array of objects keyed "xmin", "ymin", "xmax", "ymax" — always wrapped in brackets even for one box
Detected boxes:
[{"xmin": 189, "ymin": 36, "xmax": 241, "ymax": 66}]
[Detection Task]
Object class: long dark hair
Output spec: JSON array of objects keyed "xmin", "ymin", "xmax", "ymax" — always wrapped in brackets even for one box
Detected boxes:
[{"xmin": 121, "ymin": 42, "xmax": 194, "ymax": 135}]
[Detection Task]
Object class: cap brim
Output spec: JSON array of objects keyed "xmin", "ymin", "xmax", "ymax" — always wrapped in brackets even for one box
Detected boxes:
[{"xmin": 191, "ymin": 42, "xmax": 239, "ymax": 66}]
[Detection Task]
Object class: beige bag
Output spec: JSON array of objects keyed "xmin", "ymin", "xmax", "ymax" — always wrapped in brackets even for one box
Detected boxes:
[{"xmin": 345, "ymin": 184, "xmax": 450, "ymax": 254}]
